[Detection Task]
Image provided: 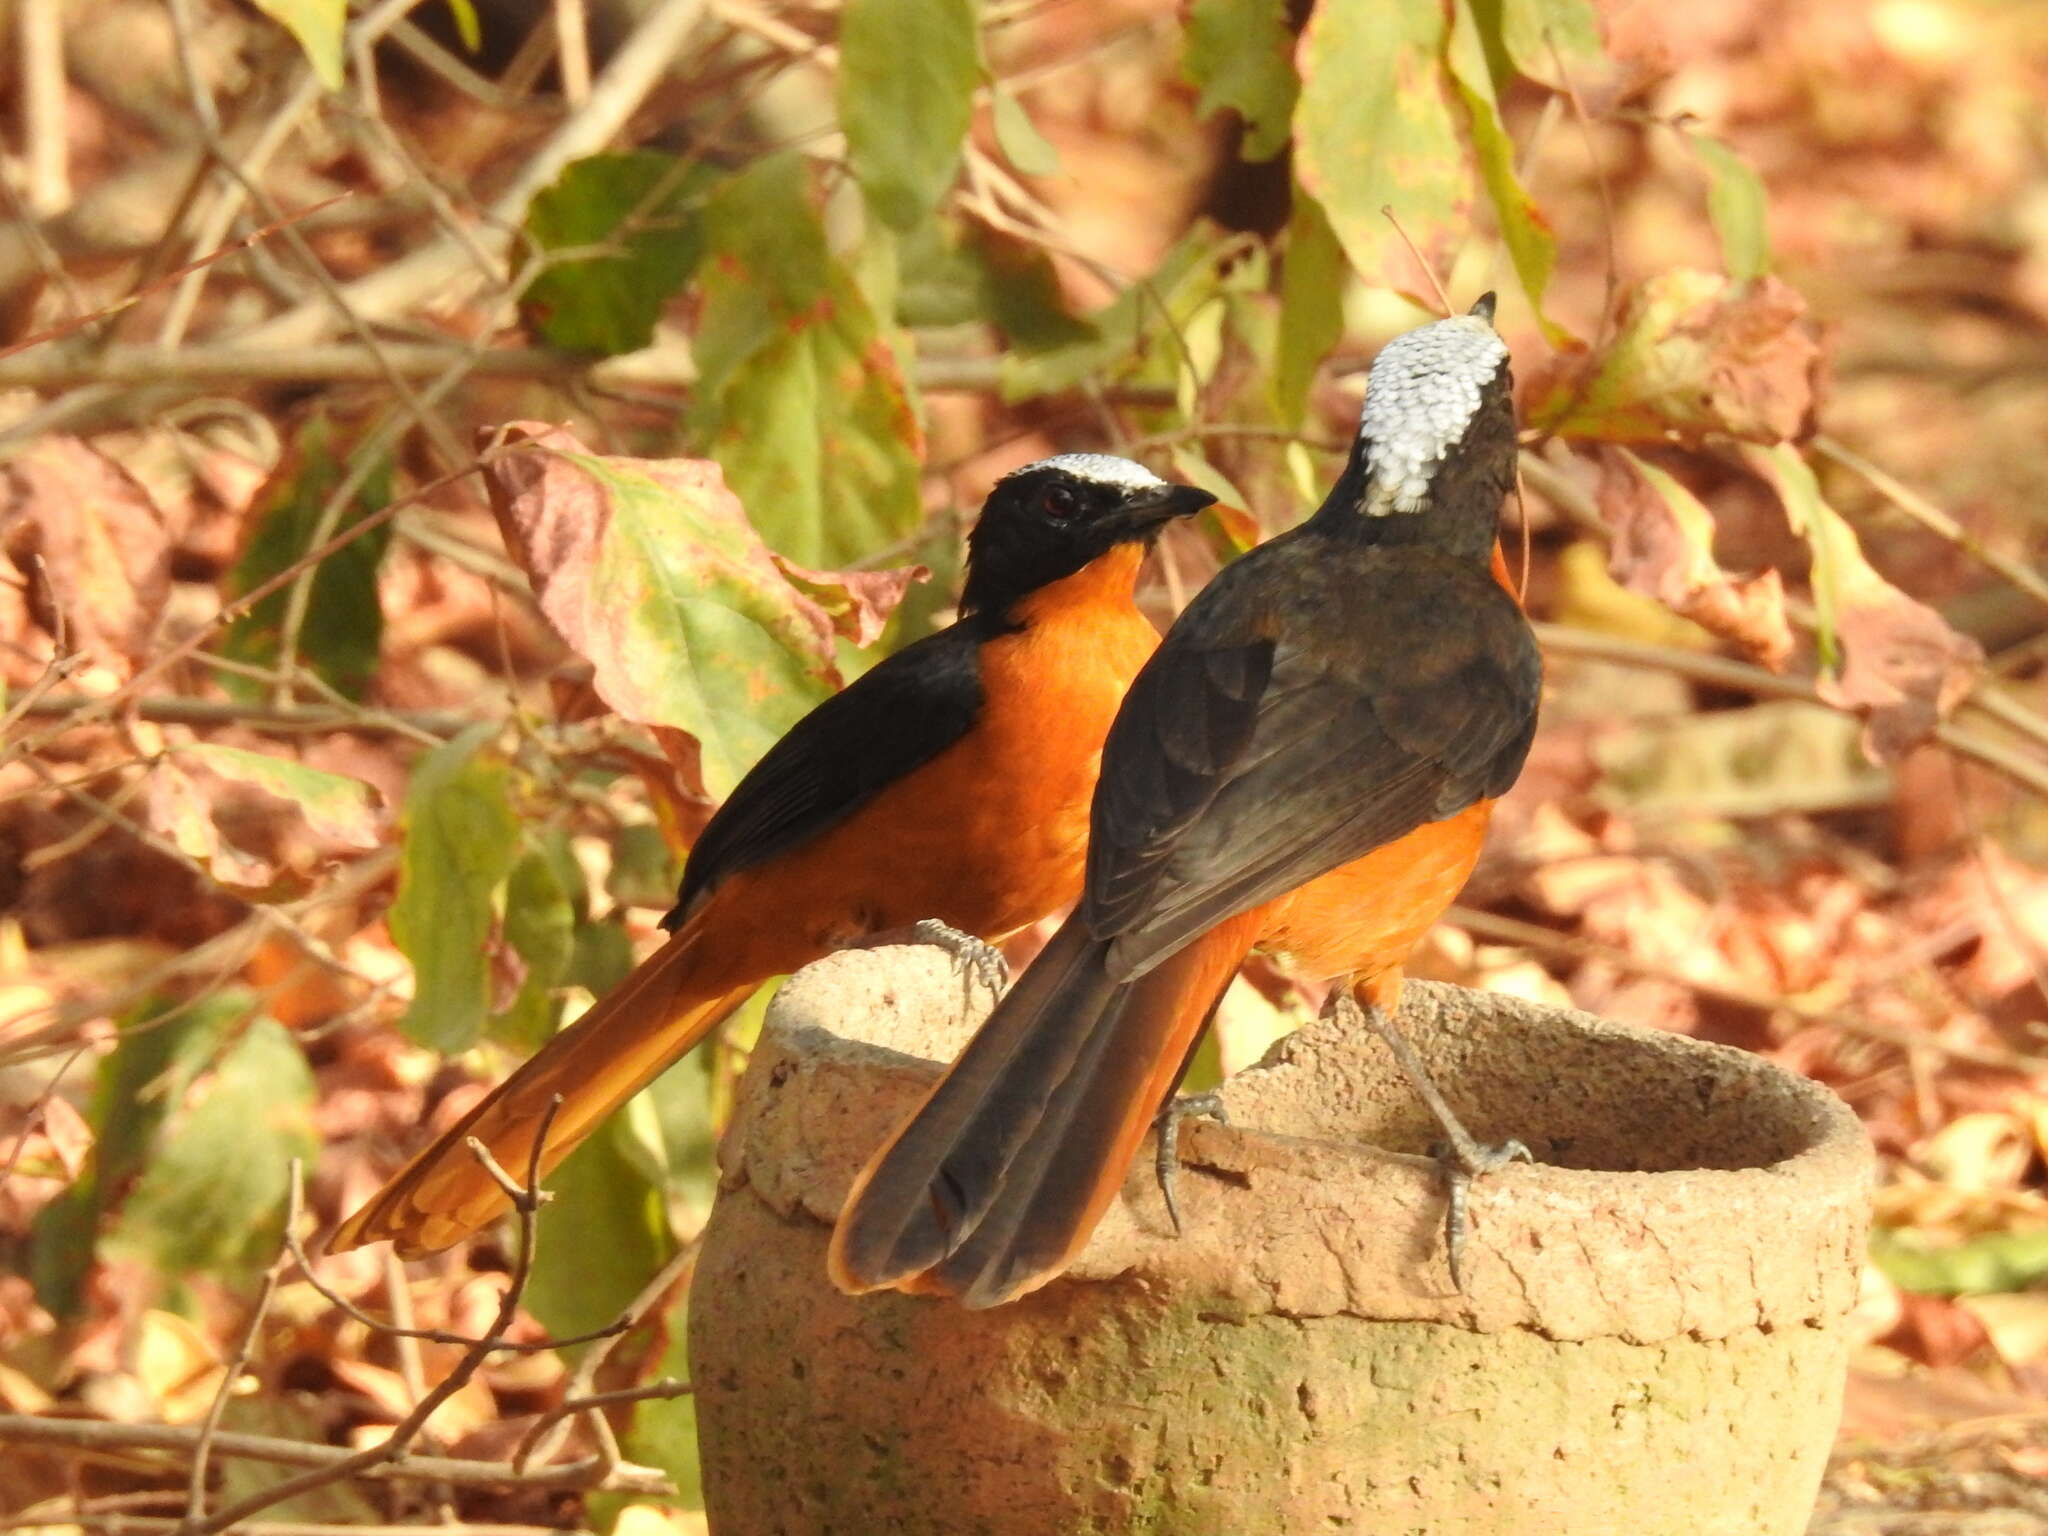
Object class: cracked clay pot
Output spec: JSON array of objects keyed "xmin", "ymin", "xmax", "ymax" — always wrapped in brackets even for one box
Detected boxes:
[{"xmin": 689, "ymin": 946, "xmax": 1873, "ymax": 1535}]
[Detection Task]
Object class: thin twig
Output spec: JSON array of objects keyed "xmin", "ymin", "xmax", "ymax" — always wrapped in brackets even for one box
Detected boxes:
[
  {"xmin": 1815, "ymin": 434, "xmax": 2048, "ymax": 617},
  {"xmin": 180, "ymin": 1180, "xmax": 299, "ymax": 1528},
  {"xmin": 512, "ymin": 1238, "xmax": 699, "ymax": 1471},
  {"xmin": 180, "ymin": 1101, "xmax": 569, "ymax": 1535},
  {"xmin": 510, "ymin": 1380, "xmax": 693, "ymax": 1473},
  {"xmin": 0, "ymin": 1416, "xmax": 671, "ymax": 1496},
  {"xmin": 8, "ymin": 693, "xmax": 472, "ymax": 736}
]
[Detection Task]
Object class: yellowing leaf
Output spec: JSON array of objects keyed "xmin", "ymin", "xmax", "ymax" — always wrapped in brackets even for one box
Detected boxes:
[
  {"xmin": 1744, "ymin": 444, "xmax": 1983, "ymax": 762},
  {"xmin": 1597, "ymin": 446, "xmax": 1793, "ymax": 669},
  {"xmin": 388, "ymin": 725, "xmax": 520, "ymax": 1053},
  {"xmin": 252, "ymin": 0, "xmax": 344, "ymax": 90},
  {"xmin": 1295, "ymin": 0, "xmax": 1471, "ymax": 286},
  {"xmin": 1690, "ymin": 132, "xmax": 1772, "ymax": 283},
  {"xmin": 692, "ymin": 155, "xmax": 926, "ymax": 568},
  {"xmin": 1449, "ymin": 0, "xmax": 1564, "ymax": 338},
  {"xmin": 176, "ymin": 743, "xmax": 385, "ymax": 850},
  {"xmin": 481, "ymin": 422, "xmax": 914, "ymax": 794},
  {"xmin": 1525, "ymin": 270, "xmax": 1819, "ymax": 445},
  {"xmin": 839, "ymin": 0, "xmax": 981, "ymax": 231}
]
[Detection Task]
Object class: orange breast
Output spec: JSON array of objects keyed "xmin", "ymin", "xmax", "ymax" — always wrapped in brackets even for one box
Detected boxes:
[
  {"xmin": 1255, "ymin": 799, "xmax": 1494, "ymax": 998},
  {"xmin": 689, "ymin": 546, "xmax": 1161, "ymax": 981}
]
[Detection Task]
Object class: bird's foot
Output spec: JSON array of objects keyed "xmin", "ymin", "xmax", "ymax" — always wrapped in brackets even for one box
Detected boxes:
[
  {"xmin": 1325, "ymin": 990, "xmax": 1531, "ymax": 1292},
  {"xmin": 895, "ymin": 919, "xmax": 1010, "ymax": 1008},
  {"xmin": 1154, "ymin": 1090, "xmax": 1229, "ymax": 1237}
]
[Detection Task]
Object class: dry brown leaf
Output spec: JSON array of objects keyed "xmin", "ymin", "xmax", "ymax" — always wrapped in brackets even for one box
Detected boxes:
[
  {"xmin": 1597, "ymin": 446, "xmax": 1794, "ymax": 668},
  {"xmin": 1744, "ymin": 443, "xmax": 1984, "ymax": 762},
  {"xmin": 1526, "ymin": 271, "xmax": 1821, "ymax": 446},
  {"xmin": 0, "ymin": 437, "xmax": 170, "ymax": 672},
  {"xmin": 771, "ymin": 554, "xmax": 929, "ymax": 647}
]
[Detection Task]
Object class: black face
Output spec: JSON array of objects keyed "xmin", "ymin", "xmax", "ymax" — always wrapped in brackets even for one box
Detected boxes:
[{"xmin": 958, "ymin": 461, "xmax": 1215, "ymax": 620}]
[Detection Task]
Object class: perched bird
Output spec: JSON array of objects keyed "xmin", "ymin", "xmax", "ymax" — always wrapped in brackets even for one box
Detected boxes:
[
  {"xmin": 829, "ymin": 299, "xmax": 1541, "ymax": 1308},
  {"xmin": 331, "ymin": 456, "xmax": 1215, "ymax": 1258}
]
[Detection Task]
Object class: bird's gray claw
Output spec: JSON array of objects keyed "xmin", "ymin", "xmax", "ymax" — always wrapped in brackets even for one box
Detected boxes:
[{"xmin": 1154, "ymin": 1091, "xmax": 1229, "ymax": 1236}]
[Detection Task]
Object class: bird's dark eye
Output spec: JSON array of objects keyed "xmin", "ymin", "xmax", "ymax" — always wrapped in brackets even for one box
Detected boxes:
[{"xmin": 1043, "ymin": 483, "xmax": 1080, "ymax": 519}]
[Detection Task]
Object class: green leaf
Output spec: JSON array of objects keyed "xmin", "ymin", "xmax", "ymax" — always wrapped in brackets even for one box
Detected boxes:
[
  {"xmin": 388, "ymin": 724, "xmax": 520, "ymax": 1053},
  {"xmin": 693, "ymin": 156, "xmax": 926, "ymax": 569},
  {"xmin": 103, "ymin": 1019, "xmax": 315, "ymax": 1277},
  {"xmin": 1183, "ymin": 0, "xmax": 1299, "ymax": 161},
  {"xmin": 251, "ymin": 0, "xmax": 344, "ymax": 90},
  {"xmin": 491, "ymin": 843, "xmax": 577, "ymax": 1051},
  {"xmin": 839, "ymin": 0, "xmax": 982, "ymax": 231},
  {"xmin": 1494, "ymin": 0, "xmax": 1611, "ymax": 94},
  {"xmin": 1275, "ymin": 190, "xmax": 1345, "ymax": 428},
  {"xmin": 999, "ymin": 230, "xmax": 1221, "ymax": 400},
  {"xmin": 522, "ymin": 1117, "xmax": 672, "ymax": 1342},
  {"xmin": 221, "ymin": 413, "xmax": 392, "ymax": 699},
  {"xmin": 175, "ymin": 743, "xmax": 383, "ymax": 849},
  {"xmin": 1689, "ymin": 132, "xmax": 1772, "ymax": 282},
  {"xmin": 483, "ymin": 426, "xmax": 856, "ymax": 795},
  {"xmin": 444, "ymin": 0, "xmax": 481, "ymax": 52},
  {"xmin": 990, "ymin": 90, "xmax": 1062, "ymax": 177},
  {"xmin": 522, "ymin": 152, "xmax": 715, "ymax": 356},
  {"xmin": 1294, "ymin": 0, "xmax": 1471, "ymax": 286},
  {"xmin": 967, "ymin": 225, "xmax": 1095, "ymax": 352},
  {"xmin": 1873, "ymin": 1226, "xmax": 2048, "ymax": 1297},
  {"xmin": 1448, "ymin": 0, "xmax": 1563, "ymax": 336},
  {"xmin": 605, "ymin": 821, "xmax": 681, "ymax": 913},
  {"xmin": 32, "ymin": 989, "xmax": 263, "ymax": 1315}
]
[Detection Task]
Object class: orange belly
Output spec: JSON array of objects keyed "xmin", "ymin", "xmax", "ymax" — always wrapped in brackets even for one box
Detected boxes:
[
  {"xmin": 1255, "ymin": 799, "xmax": 1494, "ymax": 1004},
  {"xmin": 685, "ymin": 546, "xmax": 1162, "ymax": 984}
]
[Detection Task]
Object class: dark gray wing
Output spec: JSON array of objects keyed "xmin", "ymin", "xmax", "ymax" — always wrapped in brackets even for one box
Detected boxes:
[
  {"xmin": 667, "ymin": 622, "xmax": 984, "ymax": 923},
  {"xmin": 1081, "ymin": 546, "xmax": 1540, "ymax": 978}
]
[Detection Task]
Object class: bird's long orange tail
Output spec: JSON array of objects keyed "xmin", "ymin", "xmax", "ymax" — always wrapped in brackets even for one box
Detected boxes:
[
  {"xmin": 330, "ymin": 928, "xmax": 757, "ymax": 1258},
  {"xmin": 830, "ymin": 912, "xmax": 1256, "ymax": 1309}
]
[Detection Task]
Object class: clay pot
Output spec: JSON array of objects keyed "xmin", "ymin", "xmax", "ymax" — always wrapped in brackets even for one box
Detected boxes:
[{"xmin": 691, "ymin": 946, "xmax": 1872, "ymax": 1536}]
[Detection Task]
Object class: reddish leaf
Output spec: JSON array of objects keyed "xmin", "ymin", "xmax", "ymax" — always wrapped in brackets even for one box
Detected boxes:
[
  {"xmin": 770, "ymin": 556, "xmax": 927, "ymax": 648},
  {"xmin": 1526, "ymin": 271, "xmax": 1820, "ymax": 446},
  {"xmin": 0, "ymin": 438, "xmax": 170, "ymax": 672},
  {"xmin": 1745, "ymin": 444, "xmax": 1983, "ymax": 762},
  {"xmin": 1597, "ymin": 446, "xmax": 1794, "ymax": 669},
  {"xmin": 480, "ymin": 423, "xmax": 897, "ymax": 797}
]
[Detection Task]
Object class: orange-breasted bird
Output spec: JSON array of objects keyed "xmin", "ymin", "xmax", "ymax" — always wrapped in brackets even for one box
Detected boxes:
[
  {"xmin": 331, "ymin": 456, "xmax": 1215, "ymax": 1258},
  {"xmin": 829, "ymin": 300, "xmax": 1541, "ymax": 1308}
]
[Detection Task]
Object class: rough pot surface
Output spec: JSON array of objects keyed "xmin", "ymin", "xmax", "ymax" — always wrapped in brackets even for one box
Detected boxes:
[{"xmin": 690, "ymin": 947, "xmax": 1874, "ymax": 1536}]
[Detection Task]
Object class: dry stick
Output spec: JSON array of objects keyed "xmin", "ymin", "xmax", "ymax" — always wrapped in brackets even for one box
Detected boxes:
[
  {"xmin": 512, "ymin": 1238, "xmax": 700, "ymax": 1472},
  {"xmin": 0, "ymin": 1416, "xmax": 671, "ymax": 1496},
  {"xmin": 1814, "ymin": 434, "xmax": 2048, "ymax": 617},
  {"xmin": 1536, "ymin": 623, "xmax": 2048, "ymax": 801},
  {"xmin": 9, "ymin": 693, "xmax": 474, "ymax": 736},
  {"xmin": 40, "ymin": 1523, "xmax": 579, "ymax": 1536},
  {"xmin": 15, "ymin": 0, "xmax": 68, "ymax": 216},
  {"xmin": 510, "ymin": 1381, "xmax": 694, "ymax": 1474},
  {"xmin": 4, "ymin": 455, "xmax": 482, "ymax": 768},
  {"xmin": 182, "ymin": 1100, "xmax": 577, "ymax": 1536},
  {"xmin": 1520, "ymin": 453, "xmax": 2048, "ymax": 790},
  {"xmin": 0, "ymin": 194, "xmax": 351, "ymax": 366},
  {"xmin": 1446, "ymin": 905, "xmax": 2047, "ymax": 1074},
  {"xmin": 283, "ymin": 1180, "xmax": 629, "ymax": 1356},
  {"xmin": 181, "ymin": 1183, "xmax": 300, "ymax": 1529}
]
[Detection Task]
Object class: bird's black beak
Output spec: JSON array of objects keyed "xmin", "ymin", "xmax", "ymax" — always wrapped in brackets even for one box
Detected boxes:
[
  {"xmin": 1469, "ymin": 291, "xmax": 1498, "ymax": 323},
  {"xmin": 1111, "ymin": 483, "xmax": 1217, "ymax": 534}
]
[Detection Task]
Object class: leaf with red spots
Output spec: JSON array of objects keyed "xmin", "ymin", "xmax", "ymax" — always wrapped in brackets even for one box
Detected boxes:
[
  {"xmin": 480, "ymin": 422, "xmax": 918, "ymax": 796},
  {"xmin": 1525, "ymin": 271, "xmax": 1821, "ymax": 446}
]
